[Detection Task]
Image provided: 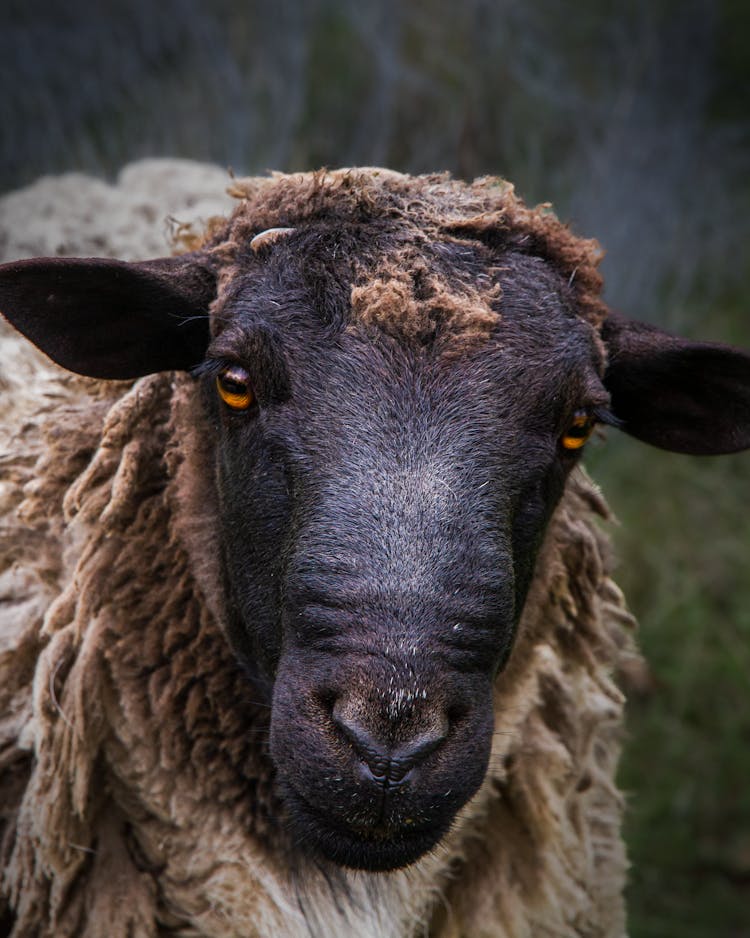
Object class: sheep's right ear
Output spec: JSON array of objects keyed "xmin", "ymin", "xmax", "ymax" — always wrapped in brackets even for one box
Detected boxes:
[{"xmin": 0, "ymin": 253, "xmax": 216, "ymax": 379}]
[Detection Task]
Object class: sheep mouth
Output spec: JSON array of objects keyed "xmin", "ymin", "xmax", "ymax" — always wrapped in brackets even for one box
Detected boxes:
[{"xmin": 283, "ymin": 782, "xmax": 448, "ymax": 871}]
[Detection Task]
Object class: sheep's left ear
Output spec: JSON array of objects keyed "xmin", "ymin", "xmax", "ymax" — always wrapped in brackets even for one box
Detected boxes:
[
  {"xmin": 0, "ymin": 253, "xmax": 216, "ymax": 379},
  {"xmin": 602, "ymin": 313, "xmax": 750, "ymax": 455}
]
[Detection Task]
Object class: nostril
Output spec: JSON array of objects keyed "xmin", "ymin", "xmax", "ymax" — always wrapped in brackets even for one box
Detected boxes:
[
  {"xmin": 331, "ymin": 708, "xmax": 384, "ymax": 764},
  {"xmin": 393, "ymin": 724, "xmax": 448, "ymax": 766},
  {"xmin": 331, "ymin": 703, "xmax": 448, "ymax": 786}
]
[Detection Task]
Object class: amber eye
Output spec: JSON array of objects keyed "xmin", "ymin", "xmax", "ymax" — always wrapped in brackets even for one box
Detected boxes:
[
  {"xmin": 216, "ymin": 366, "xmax": 255, "ymax": 410},
  {"xmin": 561, "ymin": 411, "xmax": 596, "ymax": 451}
]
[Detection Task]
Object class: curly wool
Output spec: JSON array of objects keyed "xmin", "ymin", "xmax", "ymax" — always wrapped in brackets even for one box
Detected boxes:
[
  {"xmin": 204, "ymin": 169, "xmax": 608, "ymax": 348},
  {"xmin": 0, "ymin": 162, "xmax": 637, "ymax": 938}
]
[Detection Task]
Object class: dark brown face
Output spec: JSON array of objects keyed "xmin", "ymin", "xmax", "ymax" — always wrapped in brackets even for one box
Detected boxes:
[{"xmin": 204, "ymin": 234, "xmax": 609, "ymax": 870}]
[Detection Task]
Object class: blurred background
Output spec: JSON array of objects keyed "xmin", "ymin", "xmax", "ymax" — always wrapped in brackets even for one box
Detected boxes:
[{"xmin": 1, "ymin": 1, "xmax": 748, "ymax": 934}]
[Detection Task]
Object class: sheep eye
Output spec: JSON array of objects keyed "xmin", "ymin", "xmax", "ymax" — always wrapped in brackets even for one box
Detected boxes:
[
  {"xmin": 216, "ymin": 366, "xmax": 255, "ymax": 411},
  {"xmin": 561, "ymin": 411, "xmax": 596, "ymax": 451}
]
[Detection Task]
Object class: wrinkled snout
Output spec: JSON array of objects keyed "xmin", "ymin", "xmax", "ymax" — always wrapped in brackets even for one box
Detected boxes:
[{"xmin": 270, "ymin": 645, "xmax": 495, "ymax": 870}]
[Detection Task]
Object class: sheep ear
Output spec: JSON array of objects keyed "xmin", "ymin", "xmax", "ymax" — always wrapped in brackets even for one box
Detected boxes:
[
  {"xmin": 602, "ymin": 313, "xmax": 750, "ymax": 455},
  {"xmin": 0, "ymin": 253, "xmax": 216, "ymax": 379}
]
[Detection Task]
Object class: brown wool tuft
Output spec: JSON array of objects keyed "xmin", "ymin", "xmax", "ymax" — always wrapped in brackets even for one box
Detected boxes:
[{"xmin": 350, "ymin": 263, "xmax": 502, "ymax": 350}]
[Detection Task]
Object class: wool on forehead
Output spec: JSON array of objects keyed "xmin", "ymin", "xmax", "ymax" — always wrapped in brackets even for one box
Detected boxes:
[{"xmin": 195, "ymin": 168, "xmax": 608, "ymax": 345}]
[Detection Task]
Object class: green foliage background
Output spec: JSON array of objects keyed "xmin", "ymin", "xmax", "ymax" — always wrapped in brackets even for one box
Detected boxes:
[{"xmin": 2, "ymin": 1, "xmax": 749, "ymax": 934}]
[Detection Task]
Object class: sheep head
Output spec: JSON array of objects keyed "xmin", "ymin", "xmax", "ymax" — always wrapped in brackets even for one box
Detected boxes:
[{"xmin": 1, "ymin": 170, "xmax": 749, "ymax": 872}]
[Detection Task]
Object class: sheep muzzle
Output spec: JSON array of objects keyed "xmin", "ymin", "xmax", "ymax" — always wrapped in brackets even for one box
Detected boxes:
[{"xmin": 268, "ymin": 646, "xmax": 494, "ymax": 870}]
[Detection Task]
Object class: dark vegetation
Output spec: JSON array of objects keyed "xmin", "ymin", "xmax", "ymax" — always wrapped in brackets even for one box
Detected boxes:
[{"xmin": 2, "ymin": 1, "xmax": 749, "ymax": 934}]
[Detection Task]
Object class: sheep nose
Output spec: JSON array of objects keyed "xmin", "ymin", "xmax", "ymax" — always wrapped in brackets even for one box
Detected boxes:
[{"xmin": 332, "ymin": 706, "xmax": 448, "ymax": 787}]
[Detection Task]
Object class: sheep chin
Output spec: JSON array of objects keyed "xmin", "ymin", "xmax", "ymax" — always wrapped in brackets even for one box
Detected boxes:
[{"xmin": 279, "ymin": 781, "xmax": 451, "ymax": 872}]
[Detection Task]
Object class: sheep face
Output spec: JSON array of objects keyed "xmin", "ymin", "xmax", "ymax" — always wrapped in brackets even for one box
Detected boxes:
[
  {"xmin": 2, "ymin": 171, "xmax": 749, "ymax": 874},
  {"xmin": 202, "ymin": 232, "xmax": 608, "ymax": 870}
]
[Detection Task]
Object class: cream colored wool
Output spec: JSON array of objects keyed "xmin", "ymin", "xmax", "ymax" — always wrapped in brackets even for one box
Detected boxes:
[{"xmin": 0, "ymin": 161, "xmax": 638, "ymax": 937}]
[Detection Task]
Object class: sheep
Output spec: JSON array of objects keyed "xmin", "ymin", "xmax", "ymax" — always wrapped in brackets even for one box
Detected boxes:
[{"xmin": 0, "ymin": 162, "xmax": 748, "ymax": 938}]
